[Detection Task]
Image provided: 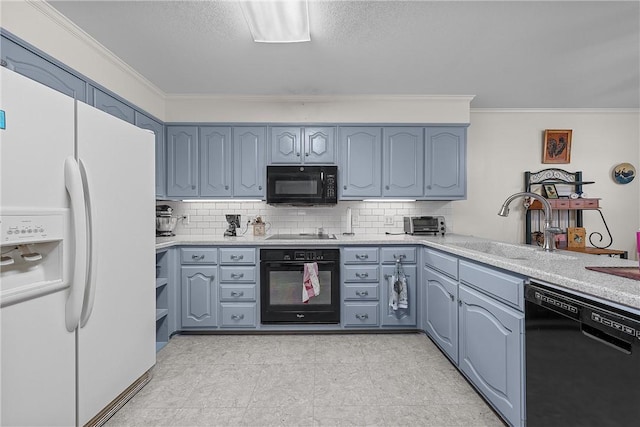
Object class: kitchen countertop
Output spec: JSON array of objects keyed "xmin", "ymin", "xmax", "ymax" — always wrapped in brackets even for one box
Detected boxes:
[{"xmin": 156, "ymin": 233, "xmax": 640, "ymax": 312}]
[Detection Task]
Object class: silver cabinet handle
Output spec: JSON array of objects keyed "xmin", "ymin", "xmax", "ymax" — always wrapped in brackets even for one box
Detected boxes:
[
  {"xmin": 231, "ymin": 314, "xmax": 245, "ymax": 320},
  {"xmin": 258, "ymin": 185, "xmax": 262, "ymax": 190},
  {"xmin": 230, "ymin": 291, "xmax": 245, "ymax": 297},
  {"xmin": 355, "ymin": 272, "xmax": 369, "ymax": 279},
  {"xmin": 355, "ymin": 254, "xmax": 369, "ymax": 260},
  {"xmin": 305, "ymin": 152, "xmax": 309, "ymax": 156},
  {"xmin": 393, "ymin": 254, "xmax": 407, "ymax": 260},
  {"xmin": 192, "ymin": 184, "xmax": 196, "ymax": 189},
  {"xmin": 449, "ymin": 293, "xmax": 454, "ymax": 302},
  {"xmin": 385, "ymin": 185, "xmax": 390, "ymax": 190},
  {"xmin": 225, "ymin": 185, "xmax": 229, "ymax": 190},
  {"xmin": 297, "ymin": 152, "xmax": 301, "ymax": 157},
  {"xmin": 343, "ymin": 185, "xmax": 347, "ymax": 190},
  {"xmin": 192, "ymin": 254, "xmax": 205, "ymax": 260},
  {"xmin": 230, "ymin": 273, "xmax": 245, "ymax": 279},
  {"xmin": 356, "ymin": 313, "xmax": 369, "ymax": 320},
  {"xmin": 355, "ymin": 290, "xmax": 369, "ymax": 297},
  {"xmin": 230, "ymin": 255, "xmax": 244, "ymax": 260}
]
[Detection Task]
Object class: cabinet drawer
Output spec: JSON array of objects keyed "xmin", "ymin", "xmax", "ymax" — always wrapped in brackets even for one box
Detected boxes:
[
  {"xmin": 343, "ymin": 303, "xmax": 380, "ymax": 327},
  {"xmin": 219, "ymin": 266, "xmax": 256, "ymax": 283},
  {"xmin": 381, "ymin": 247, "xmax": 417, "ymax": 264},
  {"xmin": 424, "ymin": 248, "xmax": 458, "ymax": 279},
  {"xmin": 459, "ymin": 260, "xmax": 524, "ymax": 310},
  {"xmin": 343, "ymin": 284, "xmax": 379, "ymax": 301},
  {"xmin": 219, "ymin": 248, "xmax": 256, "ymax": 265},
  {"xmin": 220, "ymin": 284, "xmax": 256, "ymax": 302},
  {"xmin": 343, "ymin": 247, "xmax": 379, "ymax": 264},
  {"xmin": 181, "ymin": 247, "xmax": 218, "ymax": 264},
  {"xmin": 343, "ymin": 265, "xmax": 379, "ymax": 282},
  {"xmin": 220, "ymin": 303, "xmax": 257, "ymax": 328}
]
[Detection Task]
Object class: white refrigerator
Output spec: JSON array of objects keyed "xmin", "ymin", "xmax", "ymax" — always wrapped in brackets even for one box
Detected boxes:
[{"xmin": 0, "ymin": 68, "xmax": 156, "ymax": 426}]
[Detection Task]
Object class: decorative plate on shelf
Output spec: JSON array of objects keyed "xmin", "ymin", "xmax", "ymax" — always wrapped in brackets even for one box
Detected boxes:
[{"xmin": 612, "ymin": 163, "xmax": 636, "ymax": 184}]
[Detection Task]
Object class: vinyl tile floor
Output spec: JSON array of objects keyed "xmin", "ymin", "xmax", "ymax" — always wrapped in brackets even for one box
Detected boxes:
[{"xmin": 106, "ymin": 333, "xmax": 505, "ymax": 427}]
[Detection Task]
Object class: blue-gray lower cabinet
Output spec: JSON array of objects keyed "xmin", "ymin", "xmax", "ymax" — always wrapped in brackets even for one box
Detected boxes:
[
  {"xmin": 458, "ymin": 284, "xmax": 523, "ymax": 427},
  {"xmin": 383, "ymin": 127, "xmax": 424, "ymax": 197},
  {"xmin": 135, "ymin": 112, "xmax": 165, "ymax": 198},
  {"xmin": 339, "ymin": 127, "xmax": 382, "ymax": 198},
  {"xmin": 423, "ymin": 266, "xmax": 458, "ymax": 363},
  {"xmin": 1, "ymin": 35, "xmax": 87, "ymax": 101},
  {"xmin": 167, "ymin": 126, "xmax": 199, "ymax": 197},
  {"xmin": 233, "ymin": 127, "xmax": 266, "ymax": 198},
  {"xmin": 425, "ymin": 127, "xmax": 466, "ymax": 199},
  {"xmin": 181, "ymin": 266, "xmax": 217, "ymax": 328}
]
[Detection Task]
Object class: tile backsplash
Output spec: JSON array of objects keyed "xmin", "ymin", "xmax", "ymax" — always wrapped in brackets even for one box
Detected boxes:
[{"xmin": 158, "ymin": 200, "xmax": 452, "ymax": 237}]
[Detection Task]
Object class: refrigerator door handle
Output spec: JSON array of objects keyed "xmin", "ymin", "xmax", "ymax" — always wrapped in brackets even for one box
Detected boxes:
[
  {"xmin": 64, "ymin": 156, "xmax": 88, "ymax": 332},
  {"xmin": 79, "ymin": 158, "xmax": 98, "ymax": 327}
]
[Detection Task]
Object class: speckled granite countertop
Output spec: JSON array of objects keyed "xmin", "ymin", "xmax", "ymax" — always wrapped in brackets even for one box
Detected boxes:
[{"xmin": 156, "ymin": 233, "xmax": 640, "ymax": 312}]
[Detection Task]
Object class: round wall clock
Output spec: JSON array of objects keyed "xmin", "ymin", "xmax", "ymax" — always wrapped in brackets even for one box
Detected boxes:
[{"xmin": 613, "ymin": 163, "xmax": 636, "ymax": 184}]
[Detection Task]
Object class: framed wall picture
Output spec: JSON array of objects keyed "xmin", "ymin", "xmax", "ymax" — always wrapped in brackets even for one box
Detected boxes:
[
  {"xmin": 543, "ymin": 129, "xmax": 572, "ymax": 164},
  {"xmin": 543, "ymin": 183, "xmax": 559, "ymax": 199}
]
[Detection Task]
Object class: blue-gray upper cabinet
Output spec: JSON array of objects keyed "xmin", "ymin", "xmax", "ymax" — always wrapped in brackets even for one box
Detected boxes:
[
  {"xmin": 458, "ymin": 284, "xmax": 523, "ymax": 427},
  {"xmin": 200, "ymin": 127, "xmax": 232, "ymax": 197},
  {"xmin": 90, "ymin": 87, "xmax": 135, "ymax": 124},
  {"xmin": 1, "ymin": 36, "xmax": 86, "ymax": 101},
  {"xmin": 270, "ymin": 127, "xmax": 336, "ymax": 164},
  {"xmin": 425, "ymin": 127, "xmax": 466, "ymax": 199},
  {"xmin": 383, "ymin": 127, "xmax": 424, "ymax": 197},
  {"xmin": 135, "ymin": 112, "xmax": 165, "ymax": 198},
  {"xmin": 167, "ymin": 126, "xmax": 199, "ymax": 197},
  {"xmin": 233, "ymin": 127, "xmax": 266, "ymax": 198},
  {"xmin": 339, "ymin": 127, "xmax": 382, "ymax": 198}
]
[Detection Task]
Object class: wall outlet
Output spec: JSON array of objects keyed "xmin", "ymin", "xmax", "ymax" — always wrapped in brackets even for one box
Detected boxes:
[
  {"xmin": 384, "ymin": 216, "xmax": 394, "ymax": 226},
  {"xmin": 352, "ymin": 215, "xmax": 360, "ymax": 226}
]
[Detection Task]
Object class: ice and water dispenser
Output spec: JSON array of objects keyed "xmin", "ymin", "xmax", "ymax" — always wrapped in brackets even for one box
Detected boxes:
[{"xmin": 0, "ymin": 210, "xmax": 68, "ymax": 306}]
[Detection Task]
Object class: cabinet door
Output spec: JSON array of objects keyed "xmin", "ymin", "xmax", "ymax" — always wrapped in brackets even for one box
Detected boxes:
[
  {"xmin": 270, "ymin": 127, "xmax": 302, "ymax": 164},
  {"xmin": 1, "ymin": 36, "xmax": 87, "ymax": 101},
  {"xmin": 304, "ymin": 127, "xmax": 336, "ymax": 164},
  {"xmin": 167, "ymin": 126, "xmax": 199, "ymax": 197},
  {"xmin": 135, "ymin": 112, "xmax": 165, "ymax": 198},
  {"xmin": 458, "ymin": 285, "xmax": 523, "ymax": 427},
  {"xmin": 233, "ymin": 127, "xmax": 266, "ymax": 198},
  {"xmin": 91, "ymin": 88, "xmax": 135, "ymax": 124},
  {"xmin": 424, "ymin": 267, "xmax": 458, "ymax": 363},
  {"xmin": 380, "ymin": 265, "xmax": 417, "ymax": 327},
  {"xmin": 339, "ymin": 127, "xmax": 382, "ymax": 197},
  {"xmin": 425, "ymin": 127, "xmax": 466, "ymax": 199},
  {"xmin": 181, "ymin": 266, "xmax": 217, "ymax": 328},
  {"xmin": 383, "ymin": 127, "xmax": 424, "ymax": 197},
  {"xmin": 200, "ymin": 127, "xmax": 232, "ymax": 197}
]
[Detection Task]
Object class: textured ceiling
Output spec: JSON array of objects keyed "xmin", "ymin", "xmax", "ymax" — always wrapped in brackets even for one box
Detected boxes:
[{"xmin": 48, "ymin": 1, "xmax": 640, "ymax": 108}]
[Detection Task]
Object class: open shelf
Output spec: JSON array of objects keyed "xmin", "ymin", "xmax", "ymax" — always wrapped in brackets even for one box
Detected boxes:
[
  {"xmin": 156, "ymin": 308, "xmax": 169, "ymax": 321},
  {"xmin": 155, "ymin": 249, "xmax": 170, "ymax": 352}
]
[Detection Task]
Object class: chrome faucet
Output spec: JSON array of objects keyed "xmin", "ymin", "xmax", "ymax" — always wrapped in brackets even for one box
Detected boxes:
[{"xmin": 498, "ymin": 192, "xmax": 563, "ymax": 252}]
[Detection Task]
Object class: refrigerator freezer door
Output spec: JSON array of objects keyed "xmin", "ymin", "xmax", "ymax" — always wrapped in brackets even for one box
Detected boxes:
[
  {"xmin": 0, "ymin": 68, "xmax": 75, "ymax": 426},
  {"xmin": 75, "ymin": 102, "xmax": 156, "ymax": 425}
]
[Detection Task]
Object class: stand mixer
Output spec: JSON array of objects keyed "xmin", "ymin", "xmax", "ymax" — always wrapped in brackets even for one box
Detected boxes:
[{"xmin": 224, "ymin": 214, "xmax": 241, "ymax": 237}]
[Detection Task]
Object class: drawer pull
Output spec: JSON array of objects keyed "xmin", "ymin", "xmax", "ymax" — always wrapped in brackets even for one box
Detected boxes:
[
  {"xmin": 393, "ymin": 254, "xmax": 407, "ymax": 260},
  {"xmin": 355, "ymin": 290, "xmax": 369, "ymax": 297},
  {"xmin": 355, "ymin": 272, "xmax": 369, "ymax": 279},
  {"xmin": 449, "ymin": 292, "xmax": 454, "ymax": 302},
  {"xmin": 230, "ymin": 291, "xmax": 245, "ymax": 297},
  {"xmin": 231, "ymin": 314, "xmax": 245, "ymax": 321},
  {"xmin": 230, "ymin": 273, "xmax": 245, "ymax": 279},
  {"xmin": 355, "ymin": 254, "xmax": 369, "ymax": 260},
  {"xmin": 191, "ymin": 254, "xmax": 205, "ymax": 260},
  {"xmin": 230, "ymin": 254, "xmax": 244, "ymax": 261},
  {"xmin": 356, "ymin": 313, "xmax": 369, "ymax": 320}
]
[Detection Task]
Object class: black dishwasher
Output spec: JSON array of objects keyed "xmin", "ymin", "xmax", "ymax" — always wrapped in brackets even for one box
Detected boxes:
[{"xmin": 525, "ymin": 282, "xmax": 640, "ymax": 427}]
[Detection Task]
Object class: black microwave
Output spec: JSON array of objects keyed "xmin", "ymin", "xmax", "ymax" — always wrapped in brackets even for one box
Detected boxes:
[{"xmin": 266, "ymin": 165, "xmax": 338, "ymax": 206}]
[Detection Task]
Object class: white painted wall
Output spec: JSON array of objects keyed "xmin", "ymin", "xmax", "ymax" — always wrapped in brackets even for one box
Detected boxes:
[{"xmin": 455, "ymin": 109, "xmax": 640, "ymax": 259}]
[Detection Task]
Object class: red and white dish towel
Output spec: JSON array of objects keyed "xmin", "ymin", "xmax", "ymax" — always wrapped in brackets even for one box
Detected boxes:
[{"xmin": 302, "ymin": 262, "xmax": 320, "ymax": 303}]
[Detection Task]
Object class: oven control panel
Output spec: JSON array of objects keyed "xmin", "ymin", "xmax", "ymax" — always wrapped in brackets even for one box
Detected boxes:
[{"xmin": 262, "ymin": 248, "xmax": 340, "ymax": 262}]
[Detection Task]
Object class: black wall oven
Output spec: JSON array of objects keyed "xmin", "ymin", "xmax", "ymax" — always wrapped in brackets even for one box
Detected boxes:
[{"xmin": 260, "ymin": 248, "xmax": 340, "ymax": 324}]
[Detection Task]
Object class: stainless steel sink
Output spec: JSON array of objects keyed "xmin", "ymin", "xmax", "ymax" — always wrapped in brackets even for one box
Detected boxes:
[
  {"xmin": 266, "ymin": 233, "xmax": 337, "ymax": 240},
  {"xmin": 450, "ymin": 241, "xmax": 576, "ymax": 260}
]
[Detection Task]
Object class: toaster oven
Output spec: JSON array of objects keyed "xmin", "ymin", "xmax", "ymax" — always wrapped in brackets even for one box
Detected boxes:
[{"xmin": 403, "ymin": 216, "xmax": 446, "ymax": 235}]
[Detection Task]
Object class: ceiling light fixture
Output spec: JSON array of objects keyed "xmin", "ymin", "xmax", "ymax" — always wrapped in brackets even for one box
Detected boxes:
[{"xmin": 239, "ymin": 0, "xmax": 310, "ymax": 43}]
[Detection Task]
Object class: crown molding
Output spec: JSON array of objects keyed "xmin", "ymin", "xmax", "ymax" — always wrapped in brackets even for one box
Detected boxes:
[
  {"xmin": 471, "ymin": 108, "xmax": 640, "ymax": 114},
  {"xmin": 166, "ymin": 94, "xmax": 476, "ymax": 103},
  {"xmin": 27, "ymin": 0, "xmax": 166, "ymax": 99}
]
